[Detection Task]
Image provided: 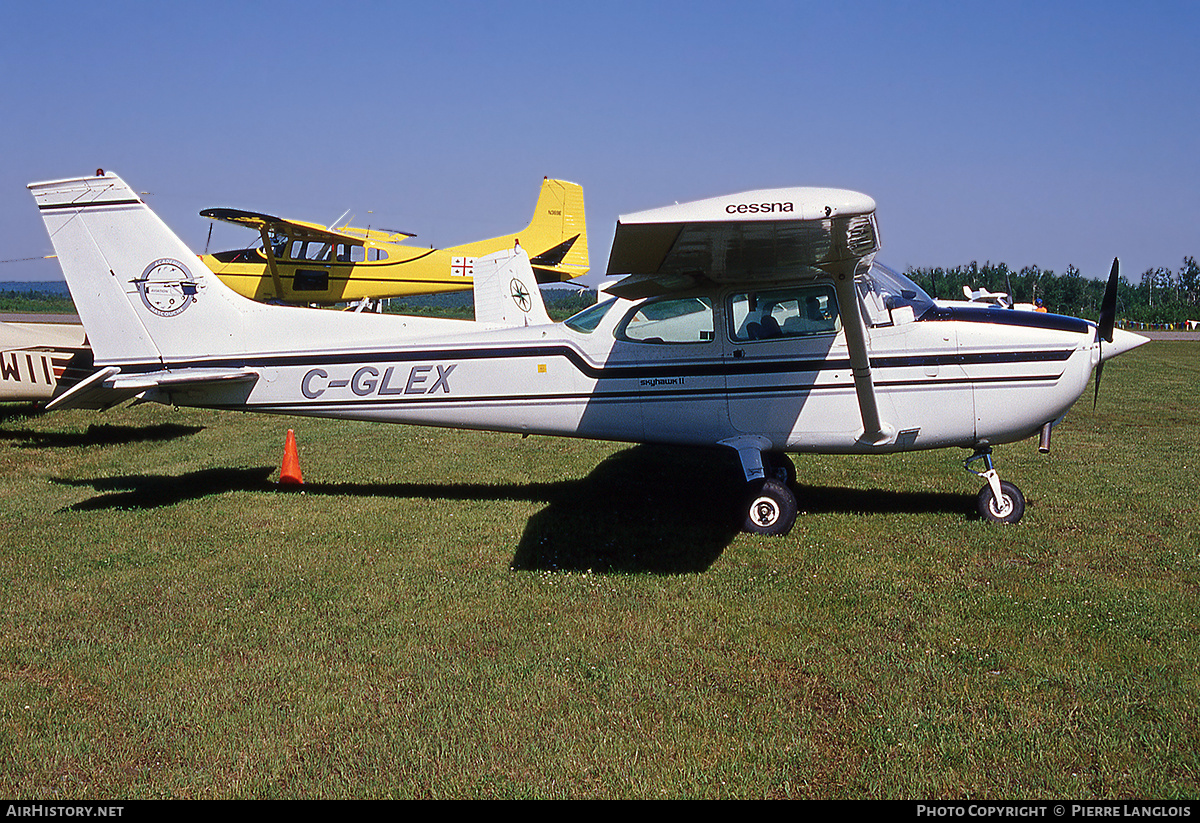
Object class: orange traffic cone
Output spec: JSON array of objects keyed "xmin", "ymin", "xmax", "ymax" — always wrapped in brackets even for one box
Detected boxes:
[{"xmin": 279, "ymin": 429, "xmax": 304, "ymax": 486}]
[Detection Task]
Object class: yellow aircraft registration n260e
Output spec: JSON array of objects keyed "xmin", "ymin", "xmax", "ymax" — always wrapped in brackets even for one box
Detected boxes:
[{"xmin": 30, "ymin": 171, "xmax": 1146, "ymax": 535}]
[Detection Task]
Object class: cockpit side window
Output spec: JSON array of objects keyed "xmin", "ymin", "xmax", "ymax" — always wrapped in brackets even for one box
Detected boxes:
[
  {"xmin": 729, "ymin": 285, "xmax": 840, "ymax": 342},
  {"xmin": 618, "ymin": 297, "xmax": 715, "ymax": 344},
  {"xmin": 267, "ymin": 229, "xmax": 289, "ymax": 258}
]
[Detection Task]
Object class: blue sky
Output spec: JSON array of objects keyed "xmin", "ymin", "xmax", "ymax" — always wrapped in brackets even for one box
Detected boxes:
[{"xmin": 2, "ymin": 1, "xmax": 1197, "ymax": 288}]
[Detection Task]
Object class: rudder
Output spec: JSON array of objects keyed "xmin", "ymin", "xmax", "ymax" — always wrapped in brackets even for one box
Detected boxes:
[{"xmin": 523, "ymin": 178, "xmax": 589, "ymax": 283}]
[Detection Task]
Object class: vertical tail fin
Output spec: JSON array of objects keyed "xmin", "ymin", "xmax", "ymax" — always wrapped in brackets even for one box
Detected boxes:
[
  {"xmin": 523, "ymin": 178, "xmax": 589, "ymax": 283},
  {"xmin": 29, "ymin": 171, "xmax": 251, "ymax": 366},
  {"xmin": 472, "ymin": 246, "xmax": 551, "ymax": 327},
  {"xmin": 447, "ymin": 178, "xmax": 588, "ymax": 284}
]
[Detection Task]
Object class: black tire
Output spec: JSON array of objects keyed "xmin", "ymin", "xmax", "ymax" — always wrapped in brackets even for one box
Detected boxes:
[
  {"xmin": 977, "ymin": 480, "xmax": 1025, "ymax": 525},
  {"xmin": 742, "ymin": 477, "xmax": 798, "ymax": 536},
  {"xmin": 765, "ymin": 451, "xmax": 797, "ymax": 488}
]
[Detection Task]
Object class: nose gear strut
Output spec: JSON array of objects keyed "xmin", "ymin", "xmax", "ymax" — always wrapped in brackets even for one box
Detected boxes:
[{"xmin": 965, "ymin": 448, "xmax": 1025, "ymax": 524}]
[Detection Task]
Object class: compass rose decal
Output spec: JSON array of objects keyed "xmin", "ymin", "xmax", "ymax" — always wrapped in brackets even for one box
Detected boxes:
[{"xmin": 509, "ymin": 278, "xmax": 531, "ymax": 312}]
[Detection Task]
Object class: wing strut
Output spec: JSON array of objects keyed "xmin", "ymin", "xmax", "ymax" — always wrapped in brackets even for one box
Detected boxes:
[
  {"xmin": 258, "ymin": 225, "xmax": 286, "ymax": 299},
  {"xmin": 830, "ymin": 261, "xmax": 889, "ymax": 445}
]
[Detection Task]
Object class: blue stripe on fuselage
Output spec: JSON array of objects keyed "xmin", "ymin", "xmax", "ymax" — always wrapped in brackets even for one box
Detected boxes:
[{"xmin": 923, "ymin": 305, "xmax": 1092, "ymax": 335}]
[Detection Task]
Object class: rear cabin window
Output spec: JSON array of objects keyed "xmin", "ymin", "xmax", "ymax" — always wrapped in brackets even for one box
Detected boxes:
[
  {"xmin": 729, "ymin": 285, "xmax": 840, "ymax": 341},
  {"xmin": 619, "ymin": 297, "xmax": 714, "ymax": 344}
]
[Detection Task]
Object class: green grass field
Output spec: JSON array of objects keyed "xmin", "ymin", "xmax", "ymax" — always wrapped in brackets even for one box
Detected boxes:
[{"xmin": 1, "ymin": 341, "xmax": 1197, "ymax": 799}]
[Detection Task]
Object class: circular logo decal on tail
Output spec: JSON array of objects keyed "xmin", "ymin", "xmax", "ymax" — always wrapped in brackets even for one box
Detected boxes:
[
  {"xmin": 509, "ymin": 278, "xmax": 531, "ymax": 312},
  {"xmin": 135, "ymin": 258, "xmax": 200, "ymax": 317}
]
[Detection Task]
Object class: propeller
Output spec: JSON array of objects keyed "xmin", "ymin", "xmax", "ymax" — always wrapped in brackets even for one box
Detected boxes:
[{"xmin": 1094, "ymin": 257, "xmax": 1119, "ymax": 407}]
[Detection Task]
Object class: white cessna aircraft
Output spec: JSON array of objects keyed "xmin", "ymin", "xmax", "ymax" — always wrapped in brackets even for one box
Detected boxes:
[{"xmin": 29, "ymin": 171, "xmax": 1146, "ymax": 535}]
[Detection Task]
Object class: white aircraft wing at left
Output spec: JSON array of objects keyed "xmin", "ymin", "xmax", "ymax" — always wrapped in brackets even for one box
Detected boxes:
[{"xmin": 0, "ymin": 319, "xmax": 90, "ymax": 403}]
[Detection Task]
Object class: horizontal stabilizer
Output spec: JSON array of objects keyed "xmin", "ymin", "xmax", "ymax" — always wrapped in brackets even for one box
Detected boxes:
[
  {"xmin": 46, "ymin": 365, "xmax": 258, "ymax": 411},
  {"xmin": 45, "ymin": 366, "xmax": 127, "ymax": 410},
  {"xmin": 0, "ymin": 321, "xmax": 87, "ymax": 351}
]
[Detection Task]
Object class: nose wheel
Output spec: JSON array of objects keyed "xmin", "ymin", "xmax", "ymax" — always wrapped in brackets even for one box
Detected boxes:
[{"xmin": 966, "ymin": 448, "xmax": 1025, "ymax": 524}]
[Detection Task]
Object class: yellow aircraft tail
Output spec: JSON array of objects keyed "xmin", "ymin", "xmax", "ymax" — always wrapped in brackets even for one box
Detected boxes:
[{"xmin": 450, "ymin": 178, "xmax": 588, "ymax": 284}]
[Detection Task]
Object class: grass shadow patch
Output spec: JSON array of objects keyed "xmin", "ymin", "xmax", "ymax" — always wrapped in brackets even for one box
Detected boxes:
[
  {"xmin": 53, "ymin": 445, "xmax": 972, "ymax": 568},
  {"xmin": 55, "ymin": 466, "xmax": 276, "ymax": 510},
  {"xmin": 511, "ymin": 444, "xmax": 746, "ymax": 574},
  {"xmin": 0, "ymin": 403, "xmax": 44, "ymax": 424},
  {"xmin": 276, "ymin": 444, "xmax": 744, "ymax": 573},
  {"xmin": 2, "ymin": 422, "xmax": 204, "ymax": 448}
]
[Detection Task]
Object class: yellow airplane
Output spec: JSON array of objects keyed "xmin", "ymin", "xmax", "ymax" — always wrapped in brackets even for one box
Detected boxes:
[{"xmin": 199, "ymin": 177, "xmax": 588, "ymax": 305}]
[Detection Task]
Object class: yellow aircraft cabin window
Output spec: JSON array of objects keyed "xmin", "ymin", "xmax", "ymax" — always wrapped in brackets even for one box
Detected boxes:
[
  {"xmin": 268, "ymin": 229, "xmax": 288, "ymax": 258},
  {"xmin": 288, "ymin": 240, "xmax": 332, "ymax": 262}
]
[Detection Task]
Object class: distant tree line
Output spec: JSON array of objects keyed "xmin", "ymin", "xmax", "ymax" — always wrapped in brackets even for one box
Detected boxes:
[
  {"xmin": 0, "ymin": 287, "xmax": 75, "ymax": 314},
  {"xmin": 384, "ymin": 286, "xmax": 596, "ymax": 321},
  {"xmin": 905, "ymin": 258, "xmax": 1200, "ymax": 327}
]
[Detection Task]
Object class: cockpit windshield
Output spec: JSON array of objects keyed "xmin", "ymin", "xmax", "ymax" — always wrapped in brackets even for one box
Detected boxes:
[
  {"xmin": 858, "ymin": 262, "xmax": 937, "ymax": 322},
  {"xmin": 564, "ymin": 297, "xmax": 617, "ymax": 333}
]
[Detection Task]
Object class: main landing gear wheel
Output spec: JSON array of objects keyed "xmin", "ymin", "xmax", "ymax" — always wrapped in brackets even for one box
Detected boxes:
[
  {"xmin": 765, "ymin": 451, "xmax": 797, "ymax": 488},
  {"xmin": 977, "ymin": 480, "xmax": 1025, "ymax": 525},
  {"xmin": 742, "ymin": 477, "xmax": 798, "ymax": 536}
]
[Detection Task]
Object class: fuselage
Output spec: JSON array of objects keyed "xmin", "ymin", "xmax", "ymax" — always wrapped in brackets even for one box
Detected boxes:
[
  {"xmin": 29, "ymin": 171, "xmax": 1140, "ymax": 464},
  {"xmin": 142, "ymin": 276, "xmax": 1110, "ymax": 457}
]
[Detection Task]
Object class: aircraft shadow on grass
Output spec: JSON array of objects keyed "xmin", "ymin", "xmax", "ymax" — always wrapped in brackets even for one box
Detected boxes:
[
  {"xmin": 55, "ymin": 466, "xmax": 278, "ymax": 511},
  {"xmin": 1, "ymin": 418, "xmax": 204, "ymax": 448},
  {"xmin": 0, "ymin": 403, "xmax": 43, "ymax": 424},
  {"xmin": 53, "ymin": 444, "xmax": 973, "ymax": 575}
]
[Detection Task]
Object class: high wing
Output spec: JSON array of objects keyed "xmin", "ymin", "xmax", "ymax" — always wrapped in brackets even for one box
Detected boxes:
[
  {"xmin": 605, "ymin": 187, "xmax": 878, "ymax": 293},
  {"xmin": 201, "ymin": 208, "xmax": 417, "ymax": 244},
  {"xmin": 604, "ymin": 187, "xmax": 888, "ymax": 444}
]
